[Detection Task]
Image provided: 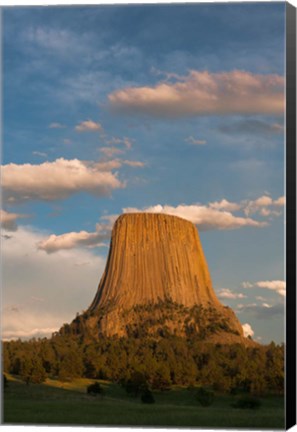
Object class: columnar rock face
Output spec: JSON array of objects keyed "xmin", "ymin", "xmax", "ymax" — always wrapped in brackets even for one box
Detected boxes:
[
  {"xmin": 75, "ymin": 213, "xmax": 245, "ymax": 342},
  {"xmin": 89, "ymin": 213, "xmax": 220, "ymax": 312}
]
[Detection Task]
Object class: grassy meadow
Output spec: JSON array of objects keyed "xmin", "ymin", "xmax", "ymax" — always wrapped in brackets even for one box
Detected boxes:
[{"xmin": 3, "ymin": 374, "xmax": 284, "ymax": 428}]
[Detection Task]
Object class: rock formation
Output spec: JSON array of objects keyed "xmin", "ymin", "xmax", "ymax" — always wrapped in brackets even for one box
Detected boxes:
[{"xmin": 64, "ymin": 213, "xmax": 252, "ymax": 344}]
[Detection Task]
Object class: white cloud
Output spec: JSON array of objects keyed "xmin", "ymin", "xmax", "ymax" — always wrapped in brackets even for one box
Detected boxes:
[
  {"xmin": 256, "ymin": 280, "xmax": 286, "ymax": 297},
  {"xmin": 123, "ymin": 204, "xmax": 267, "ymax": 231},
  {"xmin": 1, "ymin": 209, "xmax": 29, "ymax": 231},
  {"xmin": 242, "ymin": 280, "xmax": 286, "ymax": 297},
  {"xmin": 38, "ymin": 222, "xmax": 111, "ymax": 253},
  {"xmin": 2, "ymin": 158, "xmax": 124, "ymax": 203},
  {"xmin": 242, "ymin": 323, "xmax": 254, "ymax": 338},
  {"xmin": 34, "ymin": 192, "xmax": 277, "ymax": 254},
  {"xmin": 185, "ymin": 136, "xmax": 207, "ymax": 145},
  {"xmin": 2, "ymin": 227, "xmax": 105, "ymax": 340},
  {"xmin": 217, "ymin": 288, "xmax": 246, "ymax": 299},
  {"xmin": 274, "ymin": 196, "xmax": 286, "ymax": 206},
  {"xmin": 209, "ymin": 199, "xmax": 241, "ymax": 212},
  {"xmin": 109, "ymin": 70, "xmax": 284, "ymax": 117},
  {"xmin": 75, "ymin": 120, "xmax": 103, "ymax": 132},
  {"xmin": 244, "ymin": 195, "xmax": 285, "ymax": 216}
]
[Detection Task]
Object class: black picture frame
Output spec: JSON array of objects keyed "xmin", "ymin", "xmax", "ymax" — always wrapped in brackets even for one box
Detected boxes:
[{"xmin": 286, "ymin": 2, "xmax": 297, "ymax": 430}]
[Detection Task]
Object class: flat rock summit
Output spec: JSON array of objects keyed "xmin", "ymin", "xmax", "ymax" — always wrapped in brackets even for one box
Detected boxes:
[{"xmin": 64, "ymin": 213, "xmax": 253, "ymax": 345}]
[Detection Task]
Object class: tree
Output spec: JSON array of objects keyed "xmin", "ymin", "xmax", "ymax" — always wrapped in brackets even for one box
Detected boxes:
[
  {"xmin": 151, "ymin": 364, "xmax": 171, "ymax": 391},
  {"xmin": 19, "ymin": 356, "xmax": 46, "ymax": 385},
  {"xmin": 58, "ymin": 351, "xmax": 84, "ymax": 382}
]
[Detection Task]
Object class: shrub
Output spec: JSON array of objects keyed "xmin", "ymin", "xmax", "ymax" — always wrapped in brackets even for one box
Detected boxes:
[
  {"xmin": 196, "ymin": 387, "xmax": 214, "ymax": 407},
  {"xmin": 124, "ymin": 371, "xmax": 148, "ymax": 397},
  {"xmin": 232, "ymin": 396, "xmax": 262, "ymax": 409},
  {"xmin": 87, "ymin": 382, "xmax": 104, "ymax": 396},
  {"xmin": 141, "ymin": 389, "xmax": 155, "ymax": 404}
]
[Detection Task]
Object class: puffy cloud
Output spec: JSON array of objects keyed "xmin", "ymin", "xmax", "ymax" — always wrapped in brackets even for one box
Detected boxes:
[
  {"xmin": 75, "ymin": 120, "xmax": 102, "ymax": 132},
  {"xmin": 274, "ymin": 196, "xmax": 286, "ymax": 206},
  {"xmin": 35, "ymin": 192, "xmax": 278, "ymax": 254},
  {"xmin": 108, "ymin": 70, "xmax": 284, "ymax": 117},
  {"xmin": 244, "ymin": 195, "xmax": 285, "ymax": 216},
  {"xmin": 2, "ymin": 227, "xmax": 105, "ymax": 340},
  {"xmin": 256, "ymin": 280, "xmax": 286, "ymax": 297},
  {"xmin": 185, "ymin": 136, "xmax": 207, "ymax": 145},
  {"xmin": 209, "ymin": 199, "xmax": 241, "ymax": 212},
  {"xmin": 2, "ymin": 158, "xmax": 124, "ymax": 203},
  {"xmin": 242, "ymin": 279, "xmax": 286, "ymax": 297},
  {"xmin": 242, "ymin": 323, "xmax": 254, "ymax": 338},
  {"xmin": 123, "ymin": 204, "xmax": 267, "ymax": 231},
  {"xmin": 1, "ymin": 209, "xmax": 29, "ymax": 231},
  {"xmin": 217, "ymin": 288, "xmax": 246, "ymax": 299},
  {"xmin": 38, "ymin": 222, "xmax": 111, "ymax": 253}
]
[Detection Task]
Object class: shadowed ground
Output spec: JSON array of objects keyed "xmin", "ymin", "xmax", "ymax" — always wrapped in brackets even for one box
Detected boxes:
[{"xmin": 3, "ymin": 375, "xmax": 284, "ymax": 428}]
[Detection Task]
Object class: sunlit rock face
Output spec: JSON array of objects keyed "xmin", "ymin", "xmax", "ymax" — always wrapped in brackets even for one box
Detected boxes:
[
  {"xmin": 90, "ymin": 213, "xmax": 220, "ymax": 312},
  {"xmin": 64, "ymin": 213, "xmax": 249, "ymax": 344}
]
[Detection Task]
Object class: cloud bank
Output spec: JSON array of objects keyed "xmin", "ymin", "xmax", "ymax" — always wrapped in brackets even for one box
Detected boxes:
[
  {"xmin": 244, "ymin": 195, "xmax": 285, "ymax": 216},
  {"xmin": 36, "ymin": 193, "xmax": 283, "ymax": 253},
  {"xmin": 242, "ymin": 280, "xmax": 286, "ymax": 297},
  {"xmin": 1, "ymin": 209, "xmax": 29, "ymax": 231},
  {"xmin": 123, "ymin": 204, "xmax": 267, "ymax": 230},
  {"xmin": 38, "ymin": 222, "xmax": 111, "ymax": 253},
  {"xmin": 109, "ymin": 70, "xmax": 284, "ymax": 117},
  {"xmin": 2, "ymin": 227, "xmax": 105, "ymax": 340},
  {"xmin": 217, "ymin": 288, "xmax": 246, "ymax": 300},
  {"xmin": 2, "ymin": 158, "xmax": 124, "ymax": 203}
]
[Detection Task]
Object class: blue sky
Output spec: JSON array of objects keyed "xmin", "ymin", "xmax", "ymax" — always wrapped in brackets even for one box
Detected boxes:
[{"xmin": 2, "ymin": 2, "xmax": 286, "ymax": 343}]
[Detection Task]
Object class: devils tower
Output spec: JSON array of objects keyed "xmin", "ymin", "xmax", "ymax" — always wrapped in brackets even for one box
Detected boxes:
[{"xmin": 65, "ymin": 213, "xmax": 251, "ymax": 344}]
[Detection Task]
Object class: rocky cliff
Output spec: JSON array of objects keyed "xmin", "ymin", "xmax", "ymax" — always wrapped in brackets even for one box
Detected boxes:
[{"xmin": 64, "ymin": 213, "xmax": 251, "ymax": 344}]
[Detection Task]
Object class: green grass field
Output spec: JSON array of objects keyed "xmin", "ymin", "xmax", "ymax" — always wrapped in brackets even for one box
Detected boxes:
[{"xmin": 3, "ymin": 375, "xmax": 285, "ymax": 428}]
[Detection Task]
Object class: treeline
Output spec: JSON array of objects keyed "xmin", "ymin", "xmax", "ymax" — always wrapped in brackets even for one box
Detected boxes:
[{"xmin": 3, "ymin": 333, "xmax": 284, "ymax": 395}]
